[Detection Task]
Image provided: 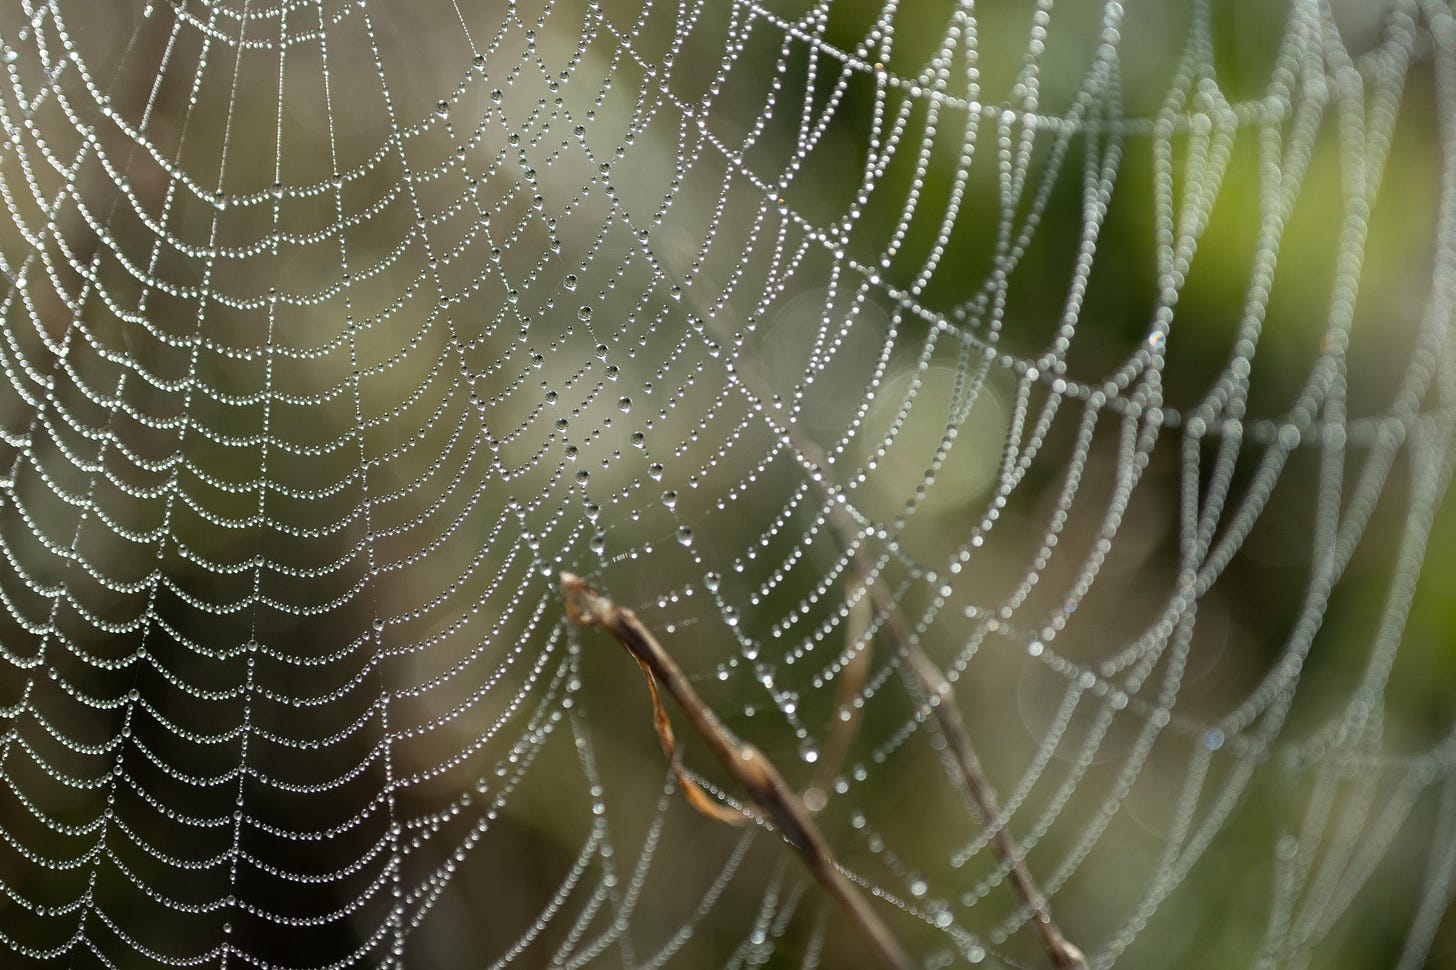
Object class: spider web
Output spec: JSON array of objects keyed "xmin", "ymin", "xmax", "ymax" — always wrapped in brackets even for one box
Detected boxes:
[{"xmin": 0, "ymin": 0, "xmax": 1453, "ymax": 967}]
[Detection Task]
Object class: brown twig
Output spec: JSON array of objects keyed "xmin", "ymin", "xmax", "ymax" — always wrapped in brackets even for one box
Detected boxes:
[
  {"xmin": 598, "ymin": 335, "xmax": 1085, "ymax": 966},
  {"xmin": 834, "ymin": 540, "xmax": 1085, "ymax": 969},
  {"xmin": 795, "ymin": 438, "xmax": 1088, "ymax": 969},
  {"xmin": 896, "ymin": 613, "xmax": 1088, "ymax": 970},
  {"xmin": 561, "ymin": 572, "xmax": 914, "ymax": 970}
]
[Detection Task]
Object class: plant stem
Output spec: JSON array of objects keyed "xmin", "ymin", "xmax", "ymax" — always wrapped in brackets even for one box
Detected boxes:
[
  {"xmin": 561, "ymin": 572, "xmax": 915, "ymax": 970},
  {"xmin": 773, "ymin": 417, "xmax": 1089, "ymax": 969},
  {"xmin": 895, "ymin": 609, "xmax": 1088, "ymax": 970}
]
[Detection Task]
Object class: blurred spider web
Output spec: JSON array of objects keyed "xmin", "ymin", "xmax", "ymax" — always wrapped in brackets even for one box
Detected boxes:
[{"xmin": 0, "ymin": 0, "xmax": 1453, "ymax": 967}]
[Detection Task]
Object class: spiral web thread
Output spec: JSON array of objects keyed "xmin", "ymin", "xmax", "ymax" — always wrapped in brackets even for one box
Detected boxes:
[{"xmin": 0, "ymin": 0, "xmax": 1453, "ymax": 967}]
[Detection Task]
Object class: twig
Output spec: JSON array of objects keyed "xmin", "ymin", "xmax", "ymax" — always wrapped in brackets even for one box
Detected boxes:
[
  {"xmin": 561, "ymin": 572, "xmax": 914, "ymax": 970},
  {"xmin": 837, "ymin": 550, "xmax": 1085, "ymax": 969},
  {"xmin": 801, "ymin": 444, "xmax": 1088, "ymax": 969},
  {"xmin": 629, "ymin": 341, "xmax": 1086, "ymax": 966},
  {"xmin": 897, "ymin": 616, "xmax": 1088, "ymax": 970}
]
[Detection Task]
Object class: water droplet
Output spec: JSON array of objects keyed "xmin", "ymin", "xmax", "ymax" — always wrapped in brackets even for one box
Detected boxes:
[
  {"xmin": 489, "ymin": 88, "xmax": 503, "ymax": 104},
  {"xmin": 704, "ymin": 572, "xmax": 721, "ymax": 592},
  {"xmin": 660, "ymin": 489, "xmax": 677, "ymax": 509},
  {"xmin": 589, "ymin": 532, "xmax": 606, "ymax": 556},
  {"xmin": 618, "ymin": 397, "xmax": 632, "ymax": 413},
  {"xmin": 908, "ymin": 876, "xmax": 928, "ymax": 897},
  {"xmin": 648, "ymin": 462, "xmax": 664, "ymax": 480},
  {"xmin": 436, "ymin": 100, "xmax": 450, "ymax": 118},
  {"xmin": 676, "ymin": 526, "xmax": 693, "ymax": 547},
  {"xmin": 578, "ymin": 306, "xmax": 592, "ymax": 322},
  {"xmin": 564, "ymin": 274, "xmax": 577, "ymax": 291},
  {"xmin": 372, "ymin": 618, "xmax": 385, "ymax": 632},
  {"xmin": 575, "ymin": 470, "xmax": 590, "ymax": 484}
]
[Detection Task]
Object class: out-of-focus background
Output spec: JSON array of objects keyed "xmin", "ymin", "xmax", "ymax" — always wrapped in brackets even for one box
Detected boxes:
[{"xmin": 0, "ymin": 1, "xmax": 1452, "ymax": 968}]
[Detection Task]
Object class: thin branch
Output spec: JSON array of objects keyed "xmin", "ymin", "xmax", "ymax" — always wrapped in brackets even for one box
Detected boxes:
[
  {"xmin": 801, "ymin": 439, "xmax": 1089, "ymax": 969},
  {"xmin": 561, "ymin": 572, "xmax": 914, "ymax": 970},
  {"xmin": 897, "ymin": 612, "xmax": 1088, "ymax": 970},
  {"xmin": 631, "ymin": 342, "xmax": 1087, "ymax": 967},
  {"xmin": 836, "ymin": 537, "xmax": 1085, "ymax": 969}
]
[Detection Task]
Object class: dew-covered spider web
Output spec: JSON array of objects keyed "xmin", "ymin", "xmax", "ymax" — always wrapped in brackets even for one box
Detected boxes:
[{"xmin": 0, "ymin": 0, "xmax": 1454, "ymax": 967}]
